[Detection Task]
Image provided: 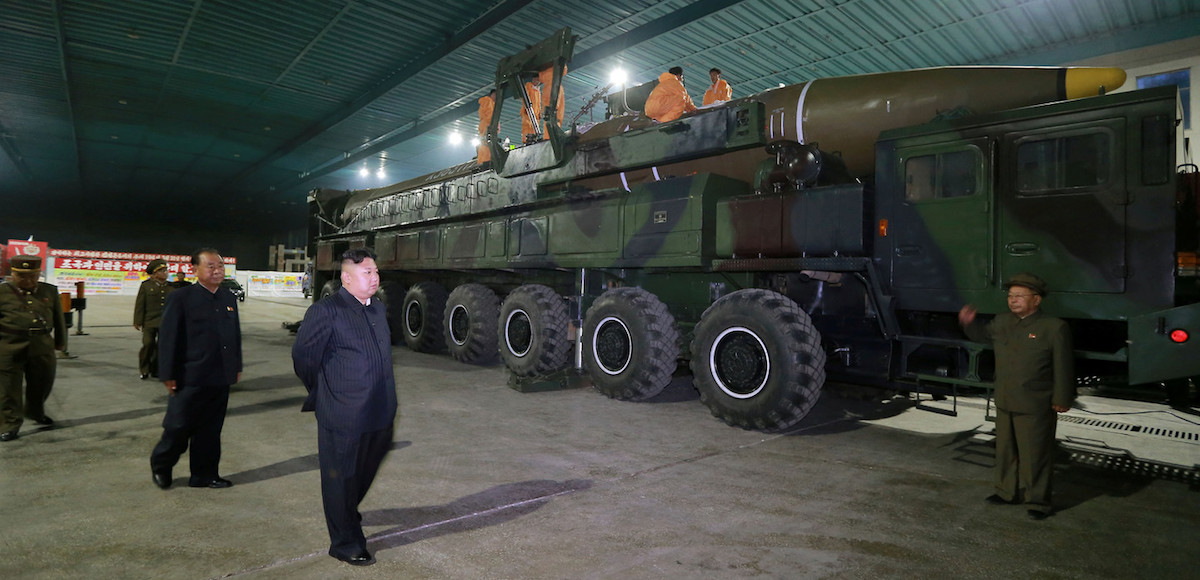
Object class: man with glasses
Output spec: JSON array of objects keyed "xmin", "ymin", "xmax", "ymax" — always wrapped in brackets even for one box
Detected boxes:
[
  {"xmin": 959, "ymin": 272, "xmax": 1074, "ymax": 520},
  {"xmin": 0, "ymin": 255, "xmax": 66, "ymax": 441}
]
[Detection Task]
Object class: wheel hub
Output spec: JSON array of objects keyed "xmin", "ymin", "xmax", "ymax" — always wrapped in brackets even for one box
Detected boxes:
[
  {"xmin": 711, "ymin": 327, "xmax": 770, "ymax": 399},
  {"xmin": 593, "ymin": 317, "xmax": 632, "ymax": 375},
  {"xmin": 505, "ymin": 309, "xmax": 532, "ymax": 357}
]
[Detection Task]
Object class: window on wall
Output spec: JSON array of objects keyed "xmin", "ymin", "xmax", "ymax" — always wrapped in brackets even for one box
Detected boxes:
[{"xmin": 1137, "ymin": 68, "xmax": 1191, "ymax": 129}]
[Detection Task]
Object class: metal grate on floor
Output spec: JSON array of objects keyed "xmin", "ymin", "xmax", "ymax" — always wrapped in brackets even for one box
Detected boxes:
[
  {"xmin": 1064, "ymin": 448, "xmax": 1200, "ymax": 485},
  {"xmin": 1058, "ymin": 415, "xmax": 1200, "ymax": 443}
]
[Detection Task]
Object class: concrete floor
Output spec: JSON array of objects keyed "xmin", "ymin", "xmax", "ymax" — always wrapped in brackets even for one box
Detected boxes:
[{"xmin": 1, "ymin": 295, "xmax": 1197, "ymax": 580}]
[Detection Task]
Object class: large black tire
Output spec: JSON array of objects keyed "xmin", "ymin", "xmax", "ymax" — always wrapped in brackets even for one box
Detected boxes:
[
  {"xmin": 378, "ymin": 281, "xmax": 408, "ymax": 345},
  {"xmin": 498, "ymin": 284, "xmax": 571, "ymax": 377},
  {"xmin": 402, "ymin": 282, "xmax": 448, "ymax": 353},
  {"xmin": 582, "ymin": 287, "xmax": 679, "ymax": 400},
  {"xmin": 444, "ymin": 283, "xmax": 500, "ymax": 364},
  {"xmin": 318, "ymin": 280, "xmax": 341, "ymax": 300},
  {"xmin": 690, "ymin": 289, "xmax": 826, "ymax": 431}
]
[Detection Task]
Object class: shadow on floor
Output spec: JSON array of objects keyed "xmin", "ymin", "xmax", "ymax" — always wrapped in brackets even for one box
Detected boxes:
[
  {"xmin": 226, "ymin": 440, "xmax": 413, "ymax": 485},
  {"xmin": 365, "ymin": 478, "xmax": 594, "ymax": 552}
]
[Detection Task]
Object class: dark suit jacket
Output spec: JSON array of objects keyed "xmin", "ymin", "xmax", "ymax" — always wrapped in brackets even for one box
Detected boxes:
[
  {"xmin": 158, "ymin": 283, "xmax": 242, "ymax": 387},
  {"xmin": 292, "ymin": 288, "xmax": 397, "ymax": 434}
]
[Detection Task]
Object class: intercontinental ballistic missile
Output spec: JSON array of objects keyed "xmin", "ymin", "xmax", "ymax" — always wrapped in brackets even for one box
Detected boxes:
[
  {"xmin": 570, "ymin": 65, "xmax": 1126, "ymax": 193},
  {"xmin": 328, "ymin": 65, "xmax": 1126, "ymax": 230}
]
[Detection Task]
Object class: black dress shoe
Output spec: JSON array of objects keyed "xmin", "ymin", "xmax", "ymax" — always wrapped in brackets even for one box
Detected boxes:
[
  {"xmin": 985, "ymin": 494, "xmax": 1014, "ymax": 505},
  {"xmin": 1027, "ymin": 509, "xmax": 1051, "ymax": 521},
  {"xmin": 0, "ymin": 431, "xmax": 18, "ymax": 442},
  {"xmin": 140, "ymin": 373, "xmax": 149, "ymax": 380},
  {"xmin": 153, "ymin": 471, "xmax": 172, "ymax": 489},
  {"xmin": 188, "ymin": 477, "xmax": 233, "ymax": 489},
  {"xmin": 32, "ymin": 415, "xmax": 54, "ymax": 426},
  {"xmin": 330, "ymin": 550, "xmax": 375, "ymax": 566}
]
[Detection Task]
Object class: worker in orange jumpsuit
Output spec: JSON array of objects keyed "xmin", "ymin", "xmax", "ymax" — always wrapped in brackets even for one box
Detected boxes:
[
  {"xmin": 538, "ymin": 65, "xmax": 568, "ymax": 130},
  {"xmin": 477, "ymin": 89, "xmax": 496, "ymax": 164},
  {"xmin": 521, "ymin": 79, "xmax": 543, "ymax": 144},
  {"xmin": 702, "ymin": 67, "xmax": 732, "ymax": 106},
  {"xmin": 644, "ymin": 66, "xmax": 697, "ymax": 123}
]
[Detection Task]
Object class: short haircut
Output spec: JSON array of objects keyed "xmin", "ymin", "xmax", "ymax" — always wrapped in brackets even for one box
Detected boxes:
[
  {"xmin": 191, "ymin": 247, "xmax": 220, "ymax": 265},
  {"xmin": 341, "ymin": 247, "xmax": 377, "ymax": 266},
  {"xmin": 710, "ymin": 68, "xmax": 721, "ymax": 74},
  {"xmin": 668, "ymin": 66, "xmax": 684, "ymax": 76}
]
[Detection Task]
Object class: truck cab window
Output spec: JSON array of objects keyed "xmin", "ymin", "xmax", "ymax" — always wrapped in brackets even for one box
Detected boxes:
[
  {"xmin": 903, "ymin": 148, "xmax": 980, "ymax": 202},
  {"xmin": 1016, "ymin": 131, "xmax": 1111, "ymax": 195}
]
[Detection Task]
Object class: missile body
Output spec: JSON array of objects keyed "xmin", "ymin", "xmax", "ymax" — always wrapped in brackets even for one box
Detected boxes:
[
  {"xmin": 566, "ymin": 66, "xmax": 1125, "ymax": 193},
  {"xmin": 328, "ymin": 66, "xmax": 1125, "ymax": 228}
]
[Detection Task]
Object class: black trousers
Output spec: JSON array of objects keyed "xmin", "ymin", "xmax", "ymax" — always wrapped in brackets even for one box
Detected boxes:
[
  {"xmin": 317, "ymin": 425, "xmax": 393, "ymax": 556},
  {"xmin": 150, "ymin": 384, "xmax": 230, "ymax": 482}
]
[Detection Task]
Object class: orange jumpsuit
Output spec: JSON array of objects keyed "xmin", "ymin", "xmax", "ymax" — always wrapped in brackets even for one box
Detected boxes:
[
  {"xmin": 521, "ymin": 81, "xmax": 543, "ymax": 142},
  {"xmin": 477, "ymin": 94, "xmax": 495, "ymax": 163},
  {"xmin": 538, "ymin": 65, "xmax": 568, "ymax": 129},
  {"xmin": 702, "ymin": 79, "xmax": 732, "ymax": 106},
  {"xmin": 644, "ymin": 72, "xmax": 697, "ymax": 123}
]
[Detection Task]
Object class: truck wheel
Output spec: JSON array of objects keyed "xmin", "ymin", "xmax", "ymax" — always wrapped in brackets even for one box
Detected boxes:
[
  {"xmin": 444, "ymin": 284, "xmax": 499, "ymax": 364},
  {"xmin": 378, "ymin": 281, "xmax": 408, "ymax": 345},
  {"xmin": 318, "ymin": 280, "xmax": 340, "ymax": 300},
  {"xmin": 402, "ymin": 282, "xmax": 448, "ymax": 353},
  {"xmin": 690, "ymin": 289, "xmax": 826, "ymax": 431},
  {"xmin": 583, "ymin": 287, "xmax": 679, "ymax": 400},
  {"xmin": 498, "ymin": 284, "xmax": 570, "ymax": 377}
]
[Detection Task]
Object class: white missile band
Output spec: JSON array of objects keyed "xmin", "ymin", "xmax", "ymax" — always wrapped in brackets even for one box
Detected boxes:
[
  {"xmin": 652, "ymin": 167, "xmax": 661, "ymax": 181},
  {"xmin": 796, "ymin": 80, "xmax": 814, "ymax": 143},
  {"xmin": 620, "ymin": 172, "xmax": 630, "ymax": 192}
]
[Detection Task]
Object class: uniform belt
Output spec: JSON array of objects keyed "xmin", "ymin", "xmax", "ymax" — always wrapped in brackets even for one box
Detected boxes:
[{"xmin": 0, "ymin": 327, "xmax": 49, "ymax": 336}]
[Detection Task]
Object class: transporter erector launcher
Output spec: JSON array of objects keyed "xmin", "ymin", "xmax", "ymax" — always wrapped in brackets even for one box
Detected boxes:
[{"xmin": 308, "ymin": 29, "xmax": 1196, "ymax": 431}]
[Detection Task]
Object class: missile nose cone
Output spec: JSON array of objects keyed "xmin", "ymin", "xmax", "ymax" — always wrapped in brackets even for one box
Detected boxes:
[{"xmin": 1065, "ymin": 67, "xmax": 1127, "ymax": 99}]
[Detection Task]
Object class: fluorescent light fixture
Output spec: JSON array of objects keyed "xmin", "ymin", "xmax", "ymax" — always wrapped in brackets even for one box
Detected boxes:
[
  {"xmin": 609, "ymin": 68, "xmax": 627, "ymax": 86},
  {"xmin": 449, "ymin": 132, "xmax": 462, "ymax": 145},
  {"xmin": 358, "ymin": 166, "xmax": 369, "ymax": 177}
]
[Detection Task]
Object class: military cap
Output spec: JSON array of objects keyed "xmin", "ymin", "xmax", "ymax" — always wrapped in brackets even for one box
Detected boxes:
[
  {"xmin": 1004, "ymin": 272, "xmax": 1047, "ymax": 296},
  {"xmin": 146, "ymin": 259, "xmax": 168, "ymax": 274},
  {"xmin": 10, "ymin": 255, "xmax": 42, "ymax": 272}
]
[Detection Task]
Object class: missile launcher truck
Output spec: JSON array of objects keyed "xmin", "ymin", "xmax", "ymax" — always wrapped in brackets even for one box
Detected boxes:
[{"xmin": 306, "ymin": 29, "xmax": 1199, "ymax": 431}]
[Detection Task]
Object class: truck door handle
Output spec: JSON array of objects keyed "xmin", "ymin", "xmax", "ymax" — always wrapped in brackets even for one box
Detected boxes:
[{"xmin": 1004, "ymin": 242, "xmax": 1039, "ymax": 256}]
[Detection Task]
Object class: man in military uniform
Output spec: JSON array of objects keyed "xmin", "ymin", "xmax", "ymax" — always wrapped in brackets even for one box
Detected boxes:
[
  {"xmin": 133, "ymin": 259, "xmax": 174, "ymax": 380},
  {"xmin": 0, "ymin": 255, "xmax": 67, "ymax": 441},
  {"xmin": 959, "ymin": 272, "xmax": 1075, "ymax": 520}
]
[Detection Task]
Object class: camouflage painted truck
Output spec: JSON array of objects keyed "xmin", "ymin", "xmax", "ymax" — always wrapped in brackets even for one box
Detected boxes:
[{"xmin": 307, "ymin": 31, "xmax": 1200, "ymax": 431}]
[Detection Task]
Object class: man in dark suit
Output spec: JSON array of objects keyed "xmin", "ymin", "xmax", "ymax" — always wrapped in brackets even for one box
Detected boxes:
[
  {"xmin": 150, "ymin": 248, "xmax": 242, "ymax": 490},
  {"xmin": 959, "ymin": 272, "xmax": 1074, "ymax": 520},
  {"xmin": 292, "ymin": 248, "xmax": 397, "ymax": 567}
]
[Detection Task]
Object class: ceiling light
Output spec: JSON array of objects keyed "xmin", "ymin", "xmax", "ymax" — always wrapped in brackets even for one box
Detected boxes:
[
  {"xmin": 609, "ymin": 68, "xmax": 627, "ymax": 86},
  {"xmin": 470, "ymin": 137, "xmax": 481, "ymax": 147},
  {"xmin": 359, "ymin": 166, "xmax": 369, "ymax": 177},
  {"xmin": 449, "ymin": 132, "xmax": 462, "ymax": 145},
  {"xmin": 376, "ymin": 169, "xmax": 386, "ymax": 179}
]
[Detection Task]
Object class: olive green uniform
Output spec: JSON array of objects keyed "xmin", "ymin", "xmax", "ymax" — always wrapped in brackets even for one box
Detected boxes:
[
  {"xmin": 965, "ymin": 310, "xmax": 1074, "ymax": 512},
  {"xmin": 0, "ymin": 281, "xmax": 67, "ymax": 434},
  {"xmin": 134, "ymin": 277, "xmax": 174, "ymax": 377}
]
